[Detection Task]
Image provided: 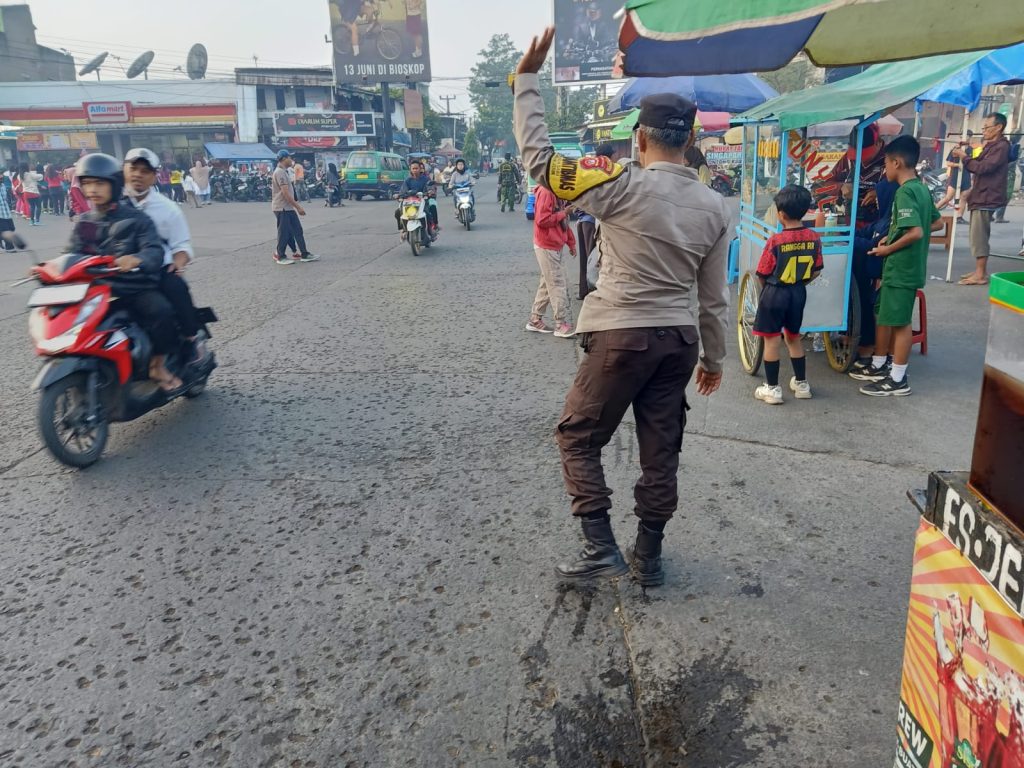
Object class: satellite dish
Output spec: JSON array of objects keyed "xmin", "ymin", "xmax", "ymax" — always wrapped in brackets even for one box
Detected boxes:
[
  {"xmin": 78, "ymin": 51, "xmax": 108, "ymax": 80},
  {"xmin": 186, "ymin": 44, "xmax": 208, "ymax": 80},
  {"xmin": 126, "ymin": 51, "xmax": 155, "ymax": 80}
]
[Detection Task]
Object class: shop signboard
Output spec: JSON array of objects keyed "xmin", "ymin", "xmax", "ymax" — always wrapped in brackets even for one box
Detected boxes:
[
  {"xmin": 405, "ymin": 89, "xmax": 424, "ymax": 130},
  {"xmin": 705, "ymin": 144, "xmax": 743, "ymax": 167},
  {"xmin": 17, "ymin": 132, "xmax": 98, "ymax": 151},
  {"xmin": 284, "ymin": 135, "xmax": 369, "ymax": 149},
  {"xmin": 329, "ymin": 0, "xmax": 431, "ymax": 84},
  {"xmin": 274, "ymin": 112, "xmax": 375, "ymax": 138},
  {"xmin": 895, "ymin": 473, "xmax": 1024, "ymax": 768},
  {"xmin": 83, "ymin": 101, "xmax": 132, "ymax": 124},
  {"xmin": 552, "ymin": 0, "xmax": 621, "ymax": 84}
]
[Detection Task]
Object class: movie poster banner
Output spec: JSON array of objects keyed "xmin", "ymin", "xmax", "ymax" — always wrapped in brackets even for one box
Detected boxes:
[
  {"xmin": 329, "ymin": 0, "xmax": 431, "ymax": 84},
  {"xmin": 552, "ymin": 0, "xmax": 621, "ymax": 84},
  {"xmin": 895, "ymin": 518, "xmax": 1024, "ymax": 768}
]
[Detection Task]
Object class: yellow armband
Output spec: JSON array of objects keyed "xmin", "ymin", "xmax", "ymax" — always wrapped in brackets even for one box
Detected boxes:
[{"xmin": 547, "ymin": 154, "xmax": 625, "ymax": 202}]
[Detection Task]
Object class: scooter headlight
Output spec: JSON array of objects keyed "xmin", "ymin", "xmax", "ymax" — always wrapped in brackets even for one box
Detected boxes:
[
  {"xmin": 75, "ymin": 295, "xmax": 103, "ymax": 326},
  {"xmin": 405, "ymin": 206, "xmax": 418, "ymax": 217}
]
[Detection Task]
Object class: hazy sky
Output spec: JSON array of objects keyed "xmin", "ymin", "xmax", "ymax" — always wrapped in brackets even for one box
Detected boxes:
[{"xmin": 10, "ymin": 0, "xmax": 554, "ymax": 113}]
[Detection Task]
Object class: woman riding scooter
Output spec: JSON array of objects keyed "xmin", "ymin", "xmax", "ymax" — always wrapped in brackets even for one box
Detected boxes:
[
  {"xmin": 447, "ymin": 158, "xmax": 475, "ymax": 219},
  {"xmin": 325, "ymin": 162, "xmax": 345, "ymax": 207}
]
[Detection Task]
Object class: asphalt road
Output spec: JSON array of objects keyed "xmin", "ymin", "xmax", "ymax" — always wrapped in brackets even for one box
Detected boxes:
[{"xmin": 1, "ymin": 179, "xmax": 1021, "ymax": 767}]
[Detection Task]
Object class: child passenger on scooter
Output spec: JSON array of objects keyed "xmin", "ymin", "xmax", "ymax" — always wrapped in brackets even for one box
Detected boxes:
[{"xmin": 65, "ymin": 153, "xmax": 181, "ymax": 391}]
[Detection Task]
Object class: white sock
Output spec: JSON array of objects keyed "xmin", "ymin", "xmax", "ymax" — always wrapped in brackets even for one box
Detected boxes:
[
  {"xmin": 872, "ymin": 355, "xmax": 887, "ymax": 369},
  {"xmin": 353, "ymin": 45, "xmax": 360, "ymax": 56},
  {"xmin": 890, "ymin": 363, "xmax": 908, "ymax": 383}
]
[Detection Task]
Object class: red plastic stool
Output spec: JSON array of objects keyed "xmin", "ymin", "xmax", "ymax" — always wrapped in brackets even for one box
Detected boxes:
[{"xmin": 911, "ymin": 289, "xmax": 928, "ymax": 355}]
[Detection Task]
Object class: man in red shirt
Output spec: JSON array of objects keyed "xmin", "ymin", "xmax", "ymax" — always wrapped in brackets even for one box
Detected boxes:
[{"xmin": 526, "ymin": 184, "xmax": 577, "ymax": 338}]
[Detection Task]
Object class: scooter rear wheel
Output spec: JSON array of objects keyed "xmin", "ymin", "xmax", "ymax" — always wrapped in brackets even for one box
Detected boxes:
[{"xmin": 38, "ymin": 374, "xmax": 108, "ymax": 468}]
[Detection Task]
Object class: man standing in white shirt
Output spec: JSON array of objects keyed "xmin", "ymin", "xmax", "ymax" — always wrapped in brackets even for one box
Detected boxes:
[{"xmin": 123, "ymin": 148, "xmax": 209, "ymax": 364}]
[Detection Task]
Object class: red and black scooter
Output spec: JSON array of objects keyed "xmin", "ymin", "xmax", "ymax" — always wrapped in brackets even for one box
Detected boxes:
[{"xmin": 8, "ymin": 235, "xmax": 217, "ymax": 468}]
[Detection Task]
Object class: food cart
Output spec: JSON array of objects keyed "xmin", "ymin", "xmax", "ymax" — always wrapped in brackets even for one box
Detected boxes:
[
  {"xmin": 733, "ymin": 114, "xmax": 875, "ymax": 374},
  {"xmin": 731, "ymin": 52, "xmax": 995, "ymax": 375}
]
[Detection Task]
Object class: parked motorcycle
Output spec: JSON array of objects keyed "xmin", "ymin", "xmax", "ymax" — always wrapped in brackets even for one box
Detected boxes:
[
  {"xmin": 306, "ymin": 178, "xmax": 326, "ymax": 199},
  {"xmin": 452, "ymin": 183, "xmax": 476, "ymax": 231},
  {"xmin": 396, "ymin": 193, "xmax": 438, "ymax": 256},
  {"xmin": 6, "ymin": 236, "xmax": 217, "ymax": 468},
  {"xmin": 711, "ymin": 166, "xmax": 740, "ymax": 197},
  {"xmin": 917, "ymin": 160, "xmax": 947, "ymax": 205},
  {"xmin": 210, "ymin": 171, "xmax": 232, "ymax": 202}
]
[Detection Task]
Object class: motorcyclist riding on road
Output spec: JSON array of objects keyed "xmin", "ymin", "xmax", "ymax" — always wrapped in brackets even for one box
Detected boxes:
[
  {"xmin": 394, "ymin": 160, "xmax": 439, "ymax": 234},
  {"xmin": 66, "ymin": 153, "xmax": 180, "ymax": 390},
  {"xmin": 447, "ymin": 158, "xmax": 475, "ymax": 217},
  {"xmin": 498, "ymin": 152, "xmax": 522, "ymax": 212}
]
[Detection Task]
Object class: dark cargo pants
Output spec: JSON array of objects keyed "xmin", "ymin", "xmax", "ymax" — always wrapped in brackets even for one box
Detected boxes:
[{"xmin": 555, "ymin": 326, "xmax": 700, "ymax": 524}]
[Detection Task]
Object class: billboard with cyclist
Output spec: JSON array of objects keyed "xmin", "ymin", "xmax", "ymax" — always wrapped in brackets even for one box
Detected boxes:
[
  {"xmin": 329, "ymin": 0, "xmax": 431, "ymax": 84},
  {"xmin": 552, "ymin": 0, "xmax": 621, "ymax": 85}
]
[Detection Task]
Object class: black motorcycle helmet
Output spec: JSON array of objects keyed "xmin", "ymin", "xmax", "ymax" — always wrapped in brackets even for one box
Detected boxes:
[{"xmin": 75, "ymin": 153, "xmax": 124, "ymax": 200}]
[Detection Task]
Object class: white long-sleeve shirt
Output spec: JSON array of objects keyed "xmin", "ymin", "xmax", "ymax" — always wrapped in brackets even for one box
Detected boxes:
[{"xmin": 127, "ymin": 186, "xmax": 194, "ymax": 267}]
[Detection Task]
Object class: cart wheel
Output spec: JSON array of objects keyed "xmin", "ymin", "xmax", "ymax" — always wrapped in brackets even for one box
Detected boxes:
[
  {"xmin": 824, "ymin": 280, "xmax": 862, "ymax": 373},
  {"xmin": 736, "ymin": 271, "xmax": 764, "ymax": 376}
]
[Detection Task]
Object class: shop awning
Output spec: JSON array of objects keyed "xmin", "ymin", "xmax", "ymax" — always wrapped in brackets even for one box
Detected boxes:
[
  {"xmin": 204, "ymin": 142, "xmax": 276, "ymax": 162},
  {"xmin": 393, "ymin": 130, "xmax": 412, "ymax": 148},
  {"xmin": 737, "ymin": 50, "xmax": 989, "ymax": 130}
]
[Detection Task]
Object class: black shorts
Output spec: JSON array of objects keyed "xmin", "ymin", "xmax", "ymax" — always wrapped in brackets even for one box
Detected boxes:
[{"xmin": 753, "ymin": 283, "xmax": 807, "ymax": 338}]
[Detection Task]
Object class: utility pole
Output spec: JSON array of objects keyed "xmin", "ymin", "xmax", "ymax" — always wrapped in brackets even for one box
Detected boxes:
[
  {"xmin": 439, "ymin": 94, "xmax": 457, "ymax": 141},
  {"xmin": 381, "ymin": 83, "xmax": 393, "ymax": 153}
]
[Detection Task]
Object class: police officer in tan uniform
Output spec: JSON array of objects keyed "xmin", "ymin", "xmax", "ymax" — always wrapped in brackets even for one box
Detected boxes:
[{"xmin": 513, "ymin": 29, "xmax": 730, "ymax": 586}]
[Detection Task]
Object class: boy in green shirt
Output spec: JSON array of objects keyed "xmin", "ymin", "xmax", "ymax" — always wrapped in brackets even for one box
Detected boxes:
[{"xmin": 854, "ymin": 136, "xmax": 941, "ymax": 397}]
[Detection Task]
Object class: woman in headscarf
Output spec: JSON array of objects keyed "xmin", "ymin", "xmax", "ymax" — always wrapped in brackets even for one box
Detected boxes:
[{"xmin": 325, "ymin": 162, "xmax": 344, "ymax": 207}]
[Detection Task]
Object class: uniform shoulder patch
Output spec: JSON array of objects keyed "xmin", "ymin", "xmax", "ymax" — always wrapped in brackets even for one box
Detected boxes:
[{"xmin": 547, "ymin": 154, "xmax": 625, "ymax": 201}]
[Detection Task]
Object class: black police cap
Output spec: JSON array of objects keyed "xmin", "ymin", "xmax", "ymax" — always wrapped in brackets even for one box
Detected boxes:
[{"xmin": 636, "ymin": 93, "xmax": 698, "ymax": 133}]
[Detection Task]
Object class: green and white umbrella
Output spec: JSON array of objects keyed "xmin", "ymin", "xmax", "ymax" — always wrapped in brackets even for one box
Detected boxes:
[{"xmin": 618, "ymin": 0, "xmax": 1024, "ymax": 76}]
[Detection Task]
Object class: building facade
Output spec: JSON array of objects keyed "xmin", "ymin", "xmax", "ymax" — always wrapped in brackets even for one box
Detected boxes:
[
  {"xmin": 0, "ymin": 79, "xmax": 243, "ymax": 169},
  {"xmin": 0, "ymin": 5, "xmax": 75, "ymax": 83}
]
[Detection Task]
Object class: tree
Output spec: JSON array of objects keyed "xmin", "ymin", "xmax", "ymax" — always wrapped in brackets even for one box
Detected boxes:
[
  {"xmin": 759, "ymin": 56, "xmax": 824, "ymax": 94},
  {"xmin": 538, "ymin": 63, "xmax": 598, "ymax": 132},
  {"xmin": 469, "ymin": 34, "xmax": 523, "ymax": 160},
  {"xmin": 462, "ymin": 127, "xmax": 481, "ymax": 168}
]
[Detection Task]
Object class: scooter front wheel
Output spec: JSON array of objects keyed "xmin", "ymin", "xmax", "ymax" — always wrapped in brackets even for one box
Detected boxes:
[{"xmin": 38, "ymin": 374, "xmax": 108, "ymax": 468}]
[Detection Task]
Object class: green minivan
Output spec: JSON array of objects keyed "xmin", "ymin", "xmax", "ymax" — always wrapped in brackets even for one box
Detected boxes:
[{"xmin": 344, "ymin": 151, "xmax": 410, "ymax": 200}]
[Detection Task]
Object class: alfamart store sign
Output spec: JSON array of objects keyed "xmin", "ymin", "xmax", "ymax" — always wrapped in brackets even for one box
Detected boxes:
[{"xmin": 84, "ymin": 102, "xmax": 132, "ymax": 124}]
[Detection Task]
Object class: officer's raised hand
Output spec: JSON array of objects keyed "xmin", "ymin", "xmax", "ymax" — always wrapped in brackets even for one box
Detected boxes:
[{"xmin": 517, "ymin": 27, "xmax": 555, "ymax": 75}]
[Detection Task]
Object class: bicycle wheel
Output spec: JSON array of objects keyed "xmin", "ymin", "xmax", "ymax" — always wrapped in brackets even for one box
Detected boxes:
[
  {"xmin": 377, "ymin": 28, "xmax": 403, "ymax": 61},
  {"xmin": 737, "ymin": 271, "xmax": 764, "ymax": 375},
  {"xmin": 823, "ymin": 280, "xmax": 862, "ymax": 373}
]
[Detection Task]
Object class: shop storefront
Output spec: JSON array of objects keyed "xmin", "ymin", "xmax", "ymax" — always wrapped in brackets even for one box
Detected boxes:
[
  {"xmin": 0, "ymin": 80, "xmax": 242, "ymax": 171},
  {"xmin": 268, "ymin": 111, "xmax": 377, "ymax": 169}
]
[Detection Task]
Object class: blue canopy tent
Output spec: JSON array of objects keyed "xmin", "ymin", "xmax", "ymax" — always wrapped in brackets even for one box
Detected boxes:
[
  {"xmin": 916, "ymin": 42, "xmax": 1024, "ymax": 110},
  {"xmin": 204, "ymin": 143, "xmax": 277, "ymax": 162},
  {"xmin": 608, "ymin": 74, "xmax": 778, "ymax": 114},
  {"xmin": 913, "ymin": 42, "xmax": 1024, "ymax": 278}
]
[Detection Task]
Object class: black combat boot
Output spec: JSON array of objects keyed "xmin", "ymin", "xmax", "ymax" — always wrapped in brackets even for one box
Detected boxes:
[
  {"xmin": 631, "ymin": 523, "xmax": 665, "ymax": 587},
  {"xmin": 555, "ymin": 516, "xmax": 629, "ymax": 581}
]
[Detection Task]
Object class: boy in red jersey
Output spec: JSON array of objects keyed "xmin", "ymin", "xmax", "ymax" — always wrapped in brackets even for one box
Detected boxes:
[{"xmin": 753, "ymin": 185, "xmax": 823, "ymax": 404}]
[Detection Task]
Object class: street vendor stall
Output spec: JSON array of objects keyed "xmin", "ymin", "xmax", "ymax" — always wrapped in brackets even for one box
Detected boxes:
[
  {"xmin": 732, "ymin": 51, "xmax": 996, "ymax": 374},
  {"xmin": 897, "ymin": 274, "xmax": 1024, "ymax": 768}
]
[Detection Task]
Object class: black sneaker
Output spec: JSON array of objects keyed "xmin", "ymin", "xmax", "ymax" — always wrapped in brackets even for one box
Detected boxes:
[
  {"xmin": 849, "ymin": 361, "xmax": 890, "ymax": 381},
  {"xmin": 860, "ymin": 375, "xmax": 911, "ymax": 397}
]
